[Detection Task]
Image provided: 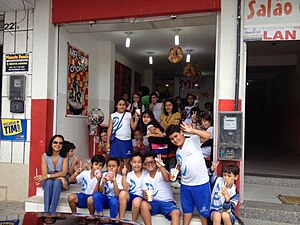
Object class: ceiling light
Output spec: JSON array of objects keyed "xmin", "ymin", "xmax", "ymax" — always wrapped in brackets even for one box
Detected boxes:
[
  {"xmin": 186, "ymin": 49, "xmax": 192, "ymax": 63},
  {"xmin": 125, "ymin": 32, "xmax": 132, "ymax": 48},
  {"xmin": 147, "ymin": 52, "xmax": 153, "ymax": 64},
  {"xmin": 174, "ymin": 29, "xmax": 180, "ymax": 46}
]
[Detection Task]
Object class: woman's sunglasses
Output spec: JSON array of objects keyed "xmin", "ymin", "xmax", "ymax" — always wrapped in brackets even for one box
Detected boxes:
[{"xmin": 52, "ymin": 141, "xmax": 64, "ymax": 145}]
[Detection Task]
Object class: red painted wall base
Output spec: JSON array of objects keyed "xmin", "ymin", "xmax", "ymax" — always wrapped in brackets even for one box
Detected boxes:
[{"xmin": 28, "ymin": 99, "xmax": 54, "ymax": 197}]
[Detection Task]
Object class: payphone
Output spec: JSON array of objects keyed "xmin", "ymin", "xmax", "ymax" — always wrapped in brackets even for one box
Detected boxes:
[
  {"xmin": 9, "ymin": 75, "xmax": 26, "ymax": 113},
  {"xmin": 218, "ymin": 112, "xmax": 243, "ymax": 161}
]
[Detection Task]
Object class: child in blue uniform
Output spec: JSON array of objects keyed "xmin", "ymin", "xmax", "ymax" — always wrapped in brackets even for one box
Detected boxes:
[{"xmin": 67, "ymin": 154, "xmax": 105, "ymax": 213}]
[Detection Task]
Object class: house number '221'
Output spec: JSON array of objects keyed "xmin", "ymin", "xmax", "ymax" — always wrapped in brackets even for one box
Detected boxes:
[{"xmin": 4, "ymin": 22, "xmax": 18, "ymax": 30}]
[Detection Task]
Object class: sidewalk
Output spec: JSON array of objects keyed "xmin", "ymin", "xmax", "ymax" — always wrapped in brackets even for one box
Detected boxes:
[{"xmin": 0, "ymin": 201, "xmax": 25, "ymax": 216}]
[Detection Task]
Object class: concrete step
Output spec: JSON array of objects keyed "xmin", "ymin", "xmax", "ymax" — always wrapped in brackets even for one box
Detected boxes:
[
  {"xmin": 244, "ymin": 175, "xmax": 300, "ymax": 188},
  {"xmin": 25, "ymin": 185, "xmax": 202, "ymax": 225},
  {"xmin": 239, "ymin": 200, "xmax": 300, "ymax": 224}
]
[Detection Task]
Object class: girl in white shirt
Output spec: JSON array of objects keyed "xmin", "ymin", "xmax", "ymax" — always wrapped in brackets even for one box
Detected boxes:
[
  {"xmin": 107, "ymin": 98, "xmax": 140, "ymax": 170},
  {"xmin": 141, "ymin": 110, "xmax": 168, "ymax": 156},
  {"xmin": 149, "ymin": 92, "xmax": 163, "ymax": 122}
]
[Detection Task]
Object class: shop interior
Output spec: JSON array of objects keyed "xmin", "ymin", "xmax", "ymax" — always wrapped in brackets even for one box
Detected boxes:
[
  {"xmin": 60, "ymin": 12, "xmax": 217, "ymax": 105},
  {"xmin": 245, "ymin": 40, "xmax": 300, "ymax": 178}
]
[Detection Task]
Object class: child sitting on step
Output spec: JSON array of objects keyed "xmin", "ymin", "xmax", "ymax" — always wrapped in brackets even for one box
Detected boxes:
[
  {"xmin": 209, "ymin": 162, "xmax": 240, "ymax": 225},
  {"xmin": 118, "ymin": 152, "xmax": 148, "ymax": 221},
  {"xmin": 140, "ymin": 152, "xmax": 180, "ymax": 225},
  {"xmin": 67, "ymin": 154, "xmax": 106, "ymax": 213},
  {"xmin": 89, "ymin": 157, "xmax": 123, "ymax": 218}
]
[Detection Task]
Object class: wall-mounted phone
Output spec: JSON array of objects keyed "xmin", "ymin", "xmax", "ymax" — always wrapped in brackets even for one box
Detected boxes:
[
  {"xmin": 218, "ymin": 112, "xmax": 243, "ymax": 161},
  {"xmin": 9, "ymin": 75, "xmax": 26, "ymax": 113}
]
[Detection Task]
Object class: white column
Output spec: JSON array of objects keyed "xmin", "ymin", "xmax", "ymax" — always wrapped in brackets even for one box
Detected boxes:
[
  {"xmin": 32, "ymin": 0, "xmax": 57, "ymax": 100},
  {"xmin": 215, "ymin": 0, "xmax": 238, "ymax": 101},
  {"xmin": 98, "ymin": 41, "xmax": 115, "ymax": 124}
]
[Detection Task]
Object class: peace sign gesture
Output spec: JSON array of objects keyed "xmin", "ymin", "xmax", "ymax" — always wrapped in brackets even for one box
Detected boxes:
[{"xmin": 191, "ymin": 110, "xmax": 198, "ymax": 122}]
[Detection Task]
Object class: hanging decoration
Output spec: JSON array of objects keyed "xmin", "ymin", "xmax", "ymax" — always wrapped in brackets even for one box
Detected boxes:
[
  {"xmin": 183, "ymin": 63, "xmax": 202, "ymax": 80},
  {"xmin": 168, "ymin": 46, "xmax": 183, "ymax": 64}
]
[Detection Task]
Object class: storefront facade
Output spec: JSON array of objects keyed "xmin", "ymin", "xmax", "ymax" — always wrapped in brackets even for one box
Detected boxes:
[{"xmin": 1, "ymin": 0, "xmax": 247, "ymax": 200}]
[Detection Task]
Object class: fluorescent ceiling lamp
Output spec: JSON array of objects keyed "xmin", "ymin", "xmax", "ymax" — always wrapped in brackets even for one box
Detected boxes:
[
  {"xmin": 186, "ymin": 49, "xmax": 192, "ymax": 63},
  {"xmin": 125, "ymin": 33, "xmax": 131, "ymax": 48},
  {"xmin": 186, "ymin": 53, "xmax": 191, "ymax": 63},
  {"xmin": 175, "ymin": 33, "xmax": 180, "ymax": 45},
  {"xmin": 149, "ymin": 55, "xmax": 153, "ymax": 64}
]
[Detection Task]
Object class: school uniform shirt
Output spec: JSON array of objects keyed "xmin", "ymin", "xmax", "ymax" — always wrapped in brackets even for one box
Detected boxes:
[
  {"xmin": 152, "ymin": 103, "xmax": 163, "ymax": 122},
  {"xmin": 201, "ymin": 126, "xmax": 214, "ymax": 158},
  {"xmin": 100, "ymin": 172, "xmax": 123, "ymax": 199},
  {"xmin": 210, "ymin": 176, "xmax": 239, "ymax": 213},
  {"xmin": 76, "ymin": 170, "xmax": 98, "ymax": 195},
  {"xmin": 126, "ymin": 170, "xmax": 148, "ymax": 197},
  {"xmin": 141, "ymin": 170, "xmax": 174, "ymax": 202},
  {"xmin": 184, "ymin": 106, "xmax": 193, "ymax": 124},
  {"xmin": 111, "ymin": 112, "xmax": 132, "ymax": 140},
  {"xmin": 176, "ymin": 135, "xmax": 209, "ymax": 186}
]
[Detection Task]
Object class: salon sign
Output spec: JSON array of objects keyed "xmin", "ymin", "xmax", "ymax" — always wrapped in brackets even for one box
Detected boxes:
[{"xmin": 243, "ymin": 0, "xmax": 300, "ymax": 41}]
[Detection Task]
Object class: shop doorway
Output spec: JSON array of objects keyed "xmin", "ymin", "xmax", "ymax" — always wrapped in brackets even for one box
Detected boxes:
[{"xmin": 245, "ymin": 40, "xmax": 300, "ymax": 178}]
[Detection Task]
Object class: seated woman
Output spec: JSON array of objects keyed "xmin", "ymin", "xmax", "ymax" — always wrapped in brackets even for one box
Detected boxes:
[
  {"xmin": 160, "ymin": 98, "xmax": 181, "ymax": 131},
  {"xmin": 34, "ymin": 134, "xmax": 68, "ymax": 213}
]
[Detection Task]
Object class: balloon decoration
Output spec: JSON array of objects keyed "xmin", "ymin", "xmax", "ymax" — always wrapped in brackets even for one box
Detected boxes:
[{"xmin": 183, "ymin": 63, "xmax": 202, "ymax": 80}]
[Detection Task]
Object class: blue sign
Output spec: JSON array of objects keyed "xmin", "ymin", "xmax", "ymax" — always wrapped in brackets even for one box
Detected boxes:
[{"xmin": 1, "ymin": 119, "xmax": 27, "ymax": 141}]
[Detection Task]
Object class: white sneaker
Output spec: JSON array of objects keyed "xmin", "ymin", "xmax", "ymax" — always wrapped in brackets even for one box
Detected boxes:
[{"xmin": 171, "ymin": 180, "xmax": 181, "ymax": 189}]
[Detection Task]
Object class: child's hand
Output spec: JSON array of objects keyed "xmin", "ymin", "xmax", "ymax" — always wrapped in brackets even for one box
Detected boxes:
[
  {"xmin": 135, "ymin": 112, "xmax": 141, "ymax": 120},
  {"xmin": 211, "ymin": 161, "xmax": 219, "ymax": 172},
  {"xmin": 191, "ymin": 111, "xmax": 198, "ymax": 122},
  {"xmin": 94, "ymin": 169, "xmax": 102, "ymax": 179},
  {"xmin": 143, "ymin": 190, "xmax": 148, "ymax": 200},
  {"xmin": 145, "ymin": 134, "xmax": 152, "ymax": 139},
  {"xmin": 180, "ymin": 122, "xmax": 193, "ymax": 133},
  {"xmin": 106, "ymin": 143, "xmax": 110, "ymax": 153},
  {"xmin": 220, "ymin": 187, "xmax": 230, "ymax": 201},
  {"xmin": 155, "ymin": 155, "xmax": 165, "ymax": 167},
  {"xmin": 105, "ymin": 171, "xmax": 114, "ymax": 182},
  {"xmin": 122, "ymin": 166, "xmax": 128, "ymax": 176}
]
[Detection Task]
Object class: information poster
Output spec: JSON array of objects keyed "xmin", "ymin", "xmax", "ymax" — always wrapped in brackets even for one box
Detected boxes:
[
  {"xmin": 1, "ymin": 119, "xmax": 27, "ymax": 141},
  {"xmin": 4, "ymin": 53, "xmax": 29, "ymax": 73}
]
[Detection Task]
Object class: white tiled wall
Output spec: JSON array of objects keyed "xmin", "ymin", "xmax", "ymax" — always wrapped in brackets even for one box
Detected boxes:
[{"xmin": 1, "ymin": 9, "xmax": 34, "ymax": 165}]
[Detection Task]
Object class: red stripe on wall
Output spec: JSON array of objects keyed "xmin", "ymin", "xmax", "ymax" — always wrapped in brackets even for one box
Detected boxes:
[
  {"xmin": 52, "ymin": 0, "xmax": 221, "ymax": 23},
  {"xmin": 218, "ymin": 99, "xmax": 242, "ymax": 111},
  {"xmin": 29, "ymin": 99, "xmax": 54, "ymax": 197}
]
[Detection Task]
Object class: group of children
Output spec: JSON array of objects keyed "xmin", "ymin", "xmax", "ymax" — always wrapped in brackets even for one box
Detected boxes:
[{"xmin": 66, "ymin": 120, "xmax": 240, "ymax": 225}]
